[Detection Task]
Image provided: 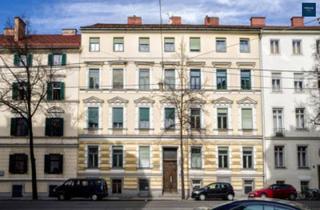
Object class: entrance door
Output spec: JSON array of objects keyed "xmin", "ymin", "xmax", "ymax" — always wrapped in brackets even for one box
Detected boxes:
[
  {"xmin": 163, "ymin": 148, "xmax": 177, "ymax": 193},
  {"xmin": 318, "ymin": 165, "xmax": 320, "ymax": 189}
]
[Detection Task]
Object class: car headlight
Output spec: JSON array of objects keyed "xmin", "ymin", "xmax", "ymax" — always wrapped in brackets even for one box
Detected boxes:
[{"xmin": 194, "ymin": 191, "xmax": 200, "ymax": 194}]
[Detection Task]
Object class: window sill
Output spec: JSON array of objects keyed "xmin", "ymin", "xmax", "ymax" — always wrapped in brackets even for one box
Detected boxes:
[
  {"xmin": 137, "ymin": 167, "xmax": 152, "ymax": 170},
  {"xmin": 161, "ymin": 128, "xmax": 177, "ymax": 131},
  {"xmin": 298, "ymin": 167, "xmax": 310, "ymax": 170},
  {"xmin": 108, "ymin": 128, "xmax": 128, "ymax": 130},
  {"xmin": 215, "ymin": 128, "xmax": 232, "ymax": 131},
  {"xmin": 135, "ymin": 128, "xmax": 155, "ymax": 131},
  {"xmin": 296, "ymin": 128, "xmax": 308, "ymax": 131},
  {"xmin": 111, "ymin": 167, "xmax": 124, "ymax": 170},
  {"xmin": 274, "ymin": 167, "xmax": 286, "ymax": 170},
  {"xmin": 271, "ymin": 90, "xmax": 282, "ymax": 93},
  {"xmin": 241, "ymin": 168, "xmax": 256, "ymax": 171},
  {"xmin": 190, "ymin": 168, "xmax": 203, "ymax": 170},
  {"xmin": 84, "ymin": 128, "xmax": 102, "ymax": 131}
]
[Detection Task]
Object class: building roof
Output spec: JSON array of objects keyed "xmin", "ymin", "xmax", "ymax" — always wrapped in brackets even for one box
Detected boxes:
[{"xmin": 0, "ymin": 34, "xmax": 81, "ymax": 49}]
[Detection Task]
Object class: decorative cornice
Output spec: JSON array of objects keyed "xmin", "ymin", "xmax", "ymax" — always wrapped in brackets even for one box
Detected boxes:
[
  {"xmin": 189, "ymin": 97, "xmax": 206, "ymax": 104},
  {"xmin": 160, "ymin": 61, "xmax": 180, "ymax": 66},
  {"xmin": 107, "ymin": 96, "xmax": 129, "ymax": 104},
  {"xmin": 47, "ymin": 106, "xmax": 65, "ymax": 113},
  {"xmin": 134, "ymin": 96, "xmax": 155, "ymax": 104},
  {"xmin": 134, "ymin": 61, "xmax": 155, "ymax": 66},
  {"xmin": 84, "ymin": 61, "xmax": 105, "ymax": 66},
  {"xmin": 236, "ymin": 62, "xmax": 256, "ymax": 67},
  {"xmin": 237, "ymin": 97, "xmax": 257, "ymax": 104},
  {"xmin": 212, "ymin": 97, "xmax": 233, "ymax": 104},
  {"xmin": 108, "ymin": 60, "xmax": 127, "ymax": 65},
  {"xmin": 186, "ymin": 61, "xmax": 206, "ymax": 67},
  {"xmin": 83, "ymin": 96, "xmax": 104, "ymax": 103},
  {"xmin": 212, "ymin": 61, "xmax": 232, "ymax": 68}
]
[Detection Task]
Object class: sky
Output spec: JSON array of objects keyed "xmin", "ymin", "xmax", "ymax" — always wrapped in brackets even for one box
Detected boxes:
[{"xmin": 0, "ymin": 0, "xmax": 319, "ymax": 34}]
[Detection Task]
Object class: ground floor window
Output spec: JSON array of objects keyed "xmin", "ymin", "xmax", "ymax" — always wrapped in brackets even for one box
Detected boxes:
[
  {"xmin": 12, "ymin": 185, "xmax": 23, "ymax": 197},
  {"xmin": 276, "ymin": 180, "xmax": 285, "ymax": 184},
  {"xmin": 191, "ymin": 179, "xmax": 202, "ymax": 190},
  {"xmin": 139, "ymin": 179, "xmax": 149, "ymax": 192},
  {"xmin": 112, "ymin": 179, "xmax": 122, "ymax": 194},
  {"xmin": 243, "ymin": 180, "xmax": 254, "ymax": 194},
  {"xmin": 300, "ymin": 180, "xmax": 309, "ymax": 193}
]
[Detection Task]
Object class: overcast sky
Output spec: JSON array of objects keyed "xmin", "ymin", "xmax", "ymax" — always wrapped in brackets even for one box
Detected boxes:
[{"xmin": 0, "ymin": 0, "xmax": 318, "ymax": 34}]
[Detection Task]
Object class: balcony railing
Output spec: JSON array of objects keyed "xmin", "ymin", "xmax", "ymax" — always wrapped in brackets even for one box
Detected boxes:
[{"xmin": 274, "ymin": 128, "xmax": 285, "ymax": 137}]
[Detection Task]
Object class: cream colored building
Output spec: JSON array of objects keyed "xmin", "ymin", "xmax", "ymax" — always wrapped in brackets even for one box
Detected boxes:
[
  {"xmin": 0, "ymin": 18, "xmax": 80, "ymax": 198},
  {"xmin": 78, "ymin": 16, "xmax": 264, "ymax": 198}
]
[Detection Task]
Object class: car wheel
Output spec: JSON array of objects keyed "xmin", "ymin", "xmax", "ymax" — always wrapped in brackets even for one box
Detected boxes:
[
  {"xmin": 289, "ymin": 193, "xmax": 296, "ymax": 200},
  {"xmin": 260, "ymin": 193, "xmax": 267, "ymax": 198},
  {"xmin": 227, "ymin": 194, "xmax": 234, "ymax": 201},
  {"xmin": 91, "ymin": 194, "xmax": 98, "ymax": 201},
  {"xmin": 199, "ymin": 194, "xmax": 206, "ymax": 201},
  {"xmin": 58, "ymin": 194, "xmax": 65, "ymax": 201}
]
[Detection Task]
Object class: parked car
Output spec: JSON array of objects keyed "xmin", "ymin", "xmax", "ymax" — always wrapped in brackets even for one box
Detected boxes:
[
  {"xmin": 51, "ymin": 178, "xmax": 108, "ymax": 200},
  {"xmin": 248, "ymin": 184, "xmax": 297, "ymax": 200},
  {"xmin": 192, "ymin": 182, "xmax": 235, "ymax": 201},
  {"xmin": 205, "ymin": 199, "xmax": 310, "ymax": 210}
]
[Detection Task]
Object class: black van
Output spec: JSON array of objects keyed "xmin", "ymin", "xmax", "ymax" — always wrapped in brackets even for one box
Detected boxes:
[
  {"xmin": 51, "ymin": 178, "xmax": 108, "ymax": 201},
  {"xmin": 191, "ymin": 182, "xmax": 235, "ymax": 201}
]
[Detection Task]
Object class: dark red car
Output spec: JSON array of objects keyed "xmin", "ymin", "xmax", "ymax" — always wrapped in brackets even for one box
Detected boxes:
[{"xmin": 248, "ymin": 184, "xmax": 297, "ymax": 200}]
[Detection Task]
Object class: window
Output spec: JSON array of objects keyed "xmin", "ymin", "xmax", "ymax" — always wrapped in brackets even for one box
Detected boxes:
[
  {"xmin": 243, "ymin": 147, "xmax": 253, "ymax": 169},
  {"xmin": 276, "ymin": 180, "xmax": 285, "ymax": 184},
  {"xmin": 218, "ymin": 147, "xmax": 229, "ymax": 169},
  {"xmin": 190, "ymin": 108, "xmax": 201, "ymax": 129},
  {"xmin": 216, "ymin": 69, "xmax": 227, "ymax": 90},
  {"xmin": 164, "ymin": 37, "xmax": 175, "ymax": 52},
  {"xmin": 292, "ymin": 39, "xmax": 302, "ymax": 55},
  {"xmin": 164, "ymin": 107, "xmax": 175, "ymax": 129},
  {"xmin": 12, "ymin": 185, "xmax": 23, "ymax": 198},
  {"xmin": 190, "ymin": 69, "xmax": 201, "ymax": 90},
  {"xmin": 139, "ymin": 69, "xmax": 150, "ymax": 90},
  {"xmin": 45, "ymin": 118, "xmax": 64, "ymax": 136},
  {"xmin": 191, "ymin": 179, "xmax": 202, "ymax": 190},
  {"xmin": 112, "ymin": 179, "xmax": 122, "ymax": 194},
  {"xmin": 190, "ymin": 37, "xmax": 200, "ymax": 52},
  {"xmin": 217, "ymin": 108, "xmax": 228, "ymax": 129},
  {"xmin": 89, "ymin": 37, "xmax": 100, "ymax": 52},
  {"xmin": 270, "ymin": 39, "xmax": 279, "ymax": 54},
  {"xmin": 113, "ymin": 37, "xmax": 124, "ymax": 52},
  {"xmin": 88, "ymin": 69, "xmax": 99, "ymax": 89},
  {"xmin": 294, "ymin": 73, "xmax": 303, "ymax": 92},
  {"xmin": 9, "ymin": 154, "xmax": 28, "ymax": 174},
  {"xmin": 14, "ymin": 54, "xmax": 32, "ymax": 67},
  {"xmin": 87, "ymin": 146, "xmax": 99, "ymax": 168},
  {"xmin": 47, "ymin": 82, "xmax": 65, "ymax": 100},
  {"xmin": 139, "ymin": 179, "xmax": 149, "ymax": 192},
  {"xmin": 242, "ymin": 108, "xmax": 253, "ymax": 130},
  {"xmin": 297, "ymin": 146, "xmax": 308, "ymax": 168},
  {"xmin": 44, "ymin": 154, "xmax": 63, "ymax": 174},
  {"xmin": 317, "ymin": 40, "xmax": 320, "ymax": 54},
  {"xmin": 216, "ymin": 38, "xmax": 226, "ymax": 52},
  {"xmin": 301, "ymin": 181, "xmax": 309, "ymax": 193},
  {"xmin": 139, "ymin": 107, "xmax": 150, "ymax": 129},
  {"xmin": 241, "ymin": 70, "xmax": 251, "ymax": 90},
  {"xmin": 296, "ymin": 108, "xmax": 305, "ymax": 129},
  {"xmin": 164, "ymin": 69, "xmax": 175, "ymax": 90},
  {"xmin": 139, "ymin": 146, "xmax": 150, "ymax": 168},
  {"xmin": 271, "ymin": 73, "xmax": 281, "ymax": 92},
  {"xmin": 113, "ymin": 69, "xmax": 124, "ymax": 89},
  {"xmin": 48, "ymin": 53, "xmax": 66, "ymax": 66},
  {"xmin": 274, "ymin": 146, "xmax": 285, "ymax": 168},
  {"xmin": 12, "ymin": 82, "xmax": 26, "ymax": 100},
  {"xmin": 139, "ymin": 37, "xmax": 150, "ymax": 52},
  {"xmin": 191, "ymin": 147, "xmax": 202, "ymax": 169},
  {"xmin": 244, "ymin": 180, "xmax": 254, "ymax": 194},
  {"xmin": 112, "ymin": 146, "xmax": 123, "ymax": 168},
  {"xmin": 10, "ymin": 118, "xmax": 28, "ymax": 136},
  {"xmin": 273, "ymin": 108, "xmax": 283, "ymax": 135},
  {"xmin": 240, "ymin": 38, "xmax": 250, "ymax": 53},
  {"xmin": 88, "ymin": 107, "xmax": 99, "ymax": 129},
  {"xmin": 112, "ymin": 107, "xmax": 123, "ymax": 128}
]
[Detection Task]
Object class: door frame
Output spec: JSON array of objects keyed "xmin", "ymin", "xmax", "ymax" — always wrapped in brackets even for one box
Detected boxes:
[{"xmin": 162, "ymin": 146, "xmax": 178, "ymax": 193}]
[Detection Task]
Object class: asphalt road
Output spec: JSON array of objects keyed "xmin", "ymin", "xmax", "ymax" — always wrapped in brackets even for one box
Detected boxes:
[{"xmin": 0, "ymin": 200, "xmax": 319, "ymax": 210}]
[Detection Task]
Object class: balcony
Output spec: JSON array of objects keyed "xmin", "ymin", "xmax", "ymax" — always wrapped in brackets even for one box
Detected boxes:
[{"xmin": 274, "ymin": 128, "xmax": 285, "ymax": 137}]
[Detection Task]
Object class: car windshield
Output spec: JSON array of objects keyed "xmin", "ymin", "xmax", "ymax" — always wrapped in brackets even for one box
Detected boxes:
[{"xmin": 207, "ymin": 183, "xmax": 217, "ymax": 189}]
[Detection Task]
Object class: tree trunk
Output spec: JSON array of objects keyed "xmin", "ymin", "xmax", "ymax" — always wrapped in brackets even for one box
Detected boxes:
[
  {"xmin": 180, "ymin": 125, "xmax": 185, "ymax": 199},
  {"xmin": 28, "ymin": 117, "xmax": 38, "ymax": 200}
]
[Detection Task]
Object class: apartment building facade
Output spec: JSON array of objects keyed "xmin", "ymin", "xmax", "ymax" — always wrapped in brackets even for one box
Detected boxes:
[
  {"xmin": 78, "ymin": 16, "xmax": 264, "ymax": 198},
  {"xmin": 0, "ymin": 17, "xmax": 80, "ymax": 198},
  {"xmin": 261, "ymin": 17, "xmax": 320, "ymax": 192}
]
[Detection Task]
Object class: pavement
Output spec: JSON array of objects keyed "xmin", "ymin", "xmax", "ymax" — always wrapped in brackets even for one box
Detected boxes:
[{"xmin": 0, "ymin": 200, "xmax": 319, "ymax": 210}]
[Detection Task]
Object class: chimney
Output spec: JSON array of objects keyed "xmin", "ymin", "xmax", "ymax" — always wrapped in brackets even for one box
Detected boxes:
[
  {"xmin": 204, "ymin": 16, "xmax": 219, "ymax": 26},
  {"xmin": 14, "ymin": 17, "xmax": 26, "ymax": 42},
  {"xmin": 128, "ymin": 16, "xmax": 142, "ymax": 25},
  {"xmin": 250, "ymin": 17, "xmax": 266, "ymax": 27},
  {"xmin": 3, "ymin": 28, "xmax": 14, "ymax": 36},
  {"xmin": 170, "ymin": 16, "xmax": 181, "ymax": 25},
  {"xmin": 291, "ymin": 16, "xmax": 304, "ymax": 27},
  {"xmin": 62, "ymin": 28, "xmax": 77, "ymax": 35}
]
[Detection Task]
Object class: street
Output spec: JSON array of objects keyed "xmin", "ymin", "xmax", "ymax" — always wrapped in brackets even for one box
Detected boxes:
[{"xmin": 0, "ymin": 200, "xmax": 319, "ymax": 210}]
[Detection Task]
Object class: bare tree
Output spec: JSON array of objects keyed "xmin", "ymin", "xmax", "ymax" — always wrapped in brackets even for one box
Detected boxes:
[
  {"xmin": 310, "ymin": 48, "xmax": 320, "ymax": 126},
  {"xmin": 0, "ymin": 17, "xmax": 55, "ymax": 200},
  {"xmin": 158, "ymin": 41, "xmax": 207, "ymax": 199}
]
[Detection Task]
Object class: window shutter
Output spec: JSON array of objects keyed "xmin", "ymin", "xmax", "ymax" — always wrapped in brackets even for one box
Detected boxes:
[
  {"xmin": 48, "ymin": 54, "xmax": 53, "ymax": 66},
  {"xmin": 60, "ymin": 82, "xmax": 65, "ymax": 100},
  {"xmin": 113, "ymin": 108, "xmax": 123, "ymax": 123},
  {"xmin": 12, "ymin": 83, "xmax": 19, "ymax": 100},
  {"xmin": 47, "ymin": 82, "xmax": 52, "ymax": 100},
  {"xmin": 61, "ymin": 54, "xmax": 67, "ymax": 66},
  {"xmin": 27, "ymin": 54, "xmax": 33, "ymax": 67},
  {"xmin": 9, "ymin": 154, "xmax": 15, "ymax": 173},
  {"xmin": 45, "ymin": 118, "xmax": 51, "ymax": 136},
  {"xmin": 59, "ymin": 118, "xmax": 64, "ymax": 136},
  {"xmin": 58, "ymin": 155, "xmax": 63, "ymax": 174},
  {"xmin": 23, "ymin": 154, "xmax": 28, "ymax": 173},
  {"xmin": 10, "ymin": 118, "xmax": 17, "ymax": 136},
  {"xmin": 14, "ymin": 54, "xmax": 20, "ymax": 66},
  {"xmin": 44, "ymin": 155, "xmax": 50, "ymax": 174}
]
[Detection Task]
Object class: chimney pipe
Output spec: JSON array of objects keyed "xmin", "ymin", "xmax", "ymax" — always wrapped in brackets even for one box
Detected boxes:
[
  {"xmin": 62, "ymin": 28, "xmax": 77, "ymax": 35},
  {"xmin": 250, "ymin": 17, "xmax": 266, "ymax": 27},
  {"xmin": 14, "ymin": 17, "xmax": 26, "ymax": 42},
  {"xmin": 291, "ymin": 16, "xmax": 304, "ymax": 27},
  {"xmin": 170, "ymin": 16, "xmax": 182, "ymax": 25},
  {"xmin": 128, "ymin": 16, "xmax": 142, "ymax": 25},
  {"xmin": 204, "ymin": 16, "xmax": 219, "ymax": 26}
]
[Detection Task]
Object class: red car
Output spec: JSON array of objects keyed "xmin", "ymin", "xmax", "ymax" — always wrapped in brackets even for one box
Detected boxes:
[{"xmin": 248, "ymin": 184, "xmax": 297, "ymax": 200}]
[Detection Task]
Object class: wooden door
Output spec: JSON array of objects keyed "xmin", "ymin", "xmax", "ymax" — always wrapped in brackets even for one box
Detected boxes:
[{"xmin": 163, "ymin": 160, "xmax": 177, "ymax": 192}]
